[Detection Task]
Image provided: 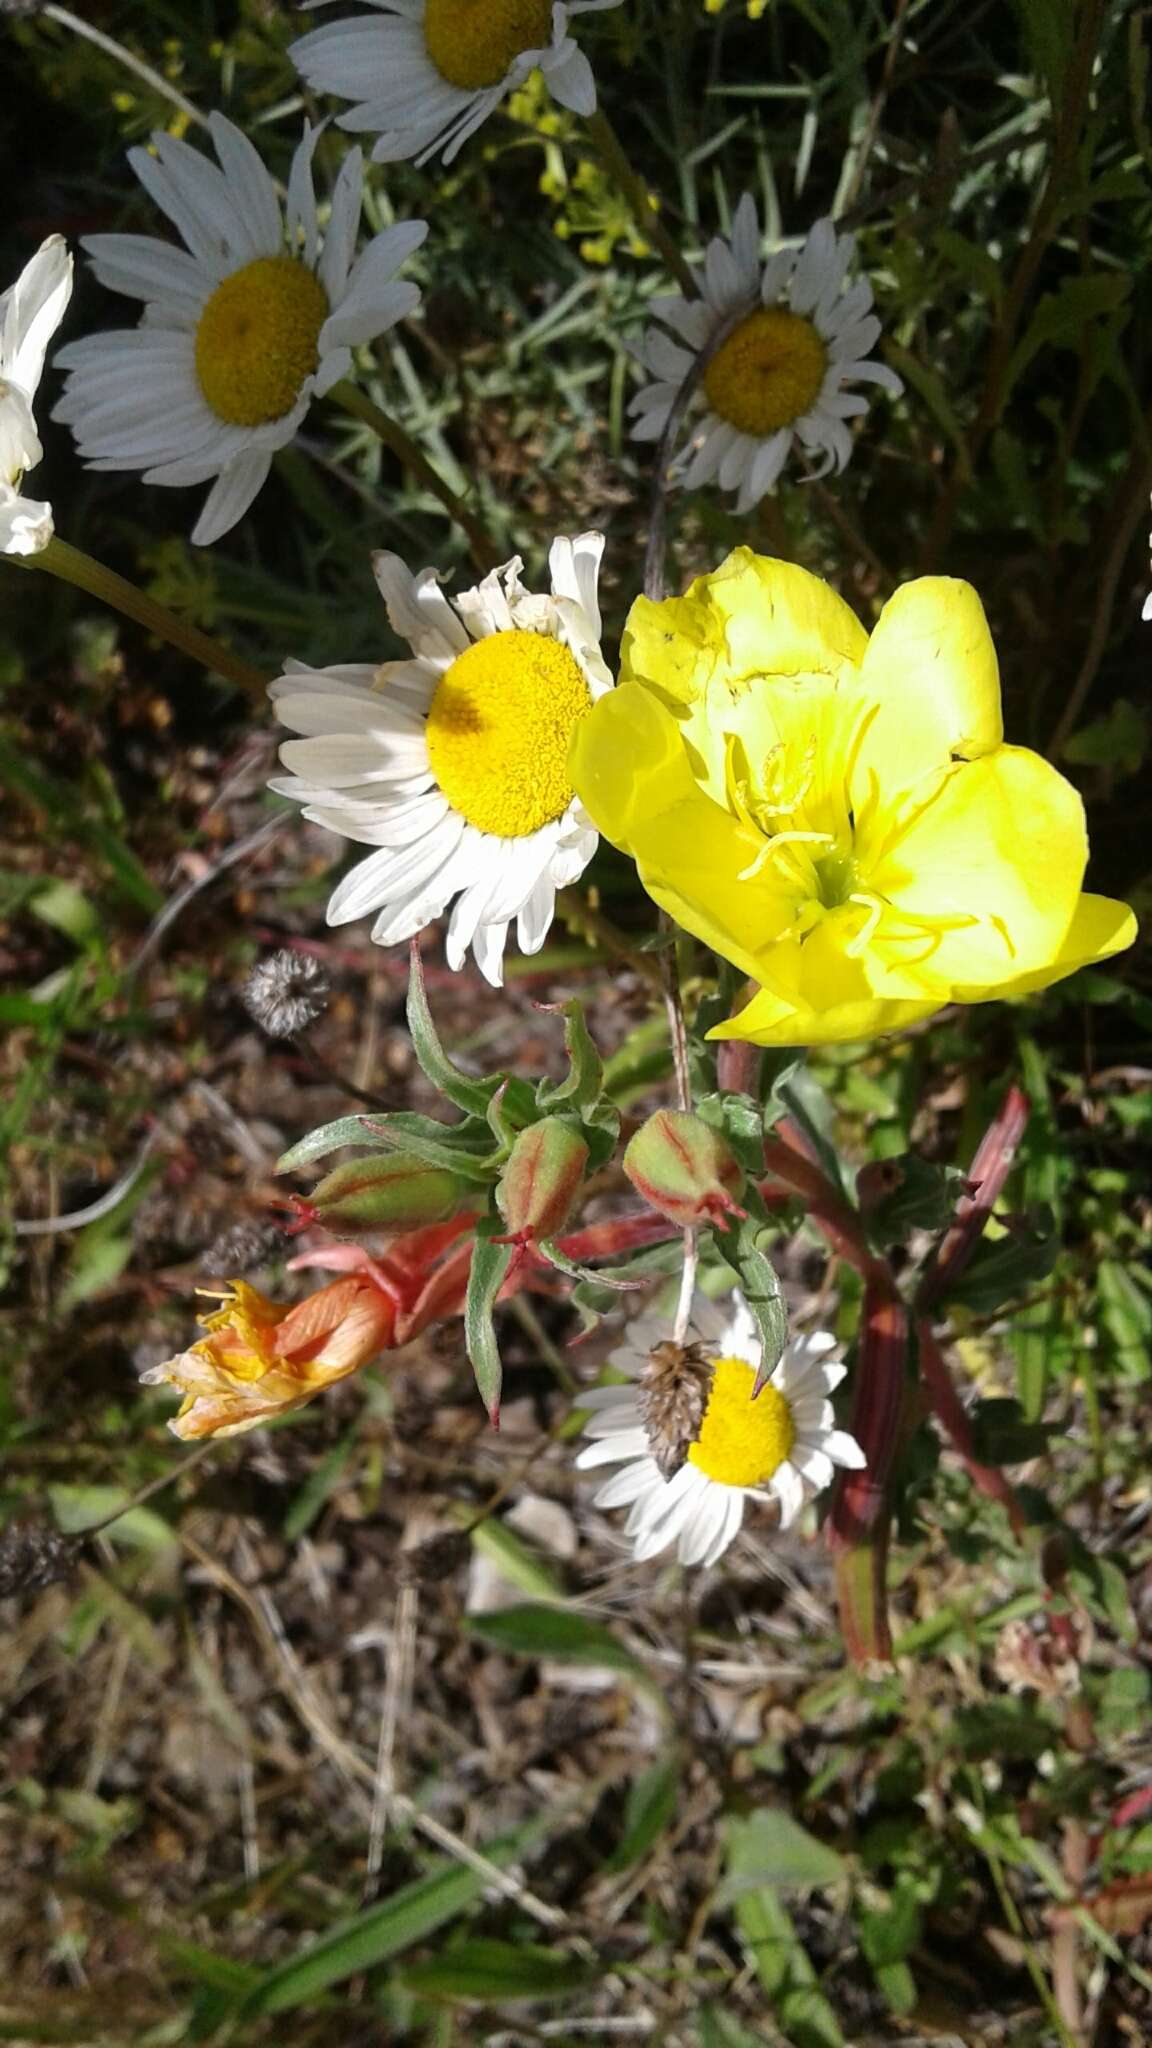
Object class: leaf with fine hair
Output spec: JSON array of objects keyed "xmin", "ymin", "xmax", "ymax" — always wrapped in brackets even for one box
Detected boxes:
[{"xmin": 464, "ymin": 1219, "xmax": 514, "ymax": 1424}]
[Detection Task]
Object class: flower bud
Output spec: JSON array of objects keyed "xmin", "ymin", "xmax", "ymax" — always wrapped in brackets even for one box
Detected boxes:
[
  {"xmin": 496, "ymin": 1117, "xmax": 589, "ymax": 1243},
  {"xmin": 309, "ymin": 1152, "xmax": 468, "ymax": 1231},
  {"xmin": 623, "ymin": 1109, "xmax": 746, "ymax": 1229}
]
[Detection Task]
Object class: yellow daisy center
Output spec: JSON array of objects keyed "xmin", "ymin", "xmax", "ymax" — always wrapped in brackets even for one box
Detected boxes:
[
  {"xmin": 423, "ymin": 0, "xmax": 553, "ymax": 90},
  {"xmin": 704, "ymin": 307, "xmax": 827, "ymax": 438},
  {"xmin": 195, "ymin": 257, "xmax": 328, "ymax": 428},
  {"xmin": 425, "ymin": 628, "xmax": 592, "ymax": 838},
  {"xmin": 688, "ymin": 1354, "xmax": 795, "ymax": 1488}
]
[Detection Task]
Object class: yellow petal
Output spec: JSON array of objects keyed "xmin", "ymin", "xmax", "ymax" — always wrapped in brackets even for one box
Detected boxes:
[
  {"xmin": 570, "ymin": 681, "xmax": 800, "ymax": 979},
  {"xmin": 850, "ymin": 577, "xmax": 1003, "ymax": 821},
  {"xmin": 708, "ymin": 979, "xmax": 939, "ymax": 1048},
  {"xmin": 960, "ymin": 892, "xmax": 1137, "ymax": 1000},
  {"xmin": 869, "ymin": 744, "xmax": 1087, "ymax": 989}
]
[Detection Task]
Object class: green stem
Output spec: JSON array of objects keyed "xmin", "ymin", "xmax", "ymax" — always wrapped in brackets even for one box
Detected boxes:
[
  {"xmin": 327, "ymin": 381, "xmax": 498, "ymax": 573},
  {"xmin": 12, "ymin": 536, "xmax": 268, "ymax": 701},
  {"xmin": 584, "ymin": 108, "xmax": 698, "ymax": 301}
]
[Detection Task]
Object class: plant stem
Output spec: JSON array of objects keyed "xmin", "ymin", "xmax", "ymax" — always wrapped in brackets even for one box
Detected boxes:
[
  {"xmin": 326, "ymin": 380, "xmax": 498, "ymax": 572},
  {"xmin": 12, "ymin": 536, "xmax": 268, "ymax": 701},
  {"xmin": 585, "ymin": 108, "xmax": 698, "ymax": 301}
]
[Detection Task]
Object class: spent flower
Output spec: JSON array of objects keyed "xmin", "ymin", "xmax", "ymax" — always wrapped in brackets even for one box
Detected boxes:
[
  {"xmin": 291, "ymin": 0, "xmax": 623, "ymax": 166},
  {"xmin": 577, "ymin": 1291, "xmax": 863, "ymax": 1566},
  {"xmin": 571, "ymin": 548, "xmax": 1137, "ymax": 1046},
  {"xmin": 269, "ymin": 534, "xmax": 611, "ymax": 985},
  {"xmin": 630, "ymin": 198, "xmax": 901, "ymax": 507},
  {"xmin": 54, "ymin": 114, "xmax": 426, "ymax": 545},
  {"xmin": 143, "ymin": 1275, "xmax": 396, "ymax": 1439},
  {"xmin": 0, "ymin": 235, "xmax": 72, "ymax": 556}
]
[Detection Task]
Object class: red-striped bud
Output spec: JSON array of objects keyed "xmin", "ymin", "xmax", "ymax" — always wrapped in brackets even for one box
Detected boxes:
[
  {"xmin": 623, "ymin": 1109, "xmax": 746, "ymax": 1229},
  {"xmin": 310, "ymin": 1153, "xmax": 468, "ymax": 1232},
  {"xmin": 496, "ymin": 1118, "xmax": 589, "ymax": 1243}
]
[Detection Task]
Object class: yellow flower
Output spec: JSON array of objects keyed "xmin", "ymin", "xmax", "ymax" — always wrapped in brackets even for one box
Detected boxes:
[
  {"xmin": 143, "ymin": 1276, "xmax": 396, "ymax": 1440},
  {"xmin": 569, "ymin": 549, "xmax": 1136, "ymax": 1046}
]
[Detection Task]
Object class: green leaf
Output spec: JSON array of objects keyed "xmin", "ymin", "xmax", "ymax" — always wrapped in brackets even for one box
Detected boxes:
[
  {"xmin": 536, "ymin": 997, "xmax": 604, "ymax": 1113},
  {"xmin": 29, "ymin": 878, "xmax": 100, "ymax": 947},
  {"xmin": 1064, "ymin": 697, "xmax": 1147, "ymax": 776},
  {"xmin": 238, "ymin": 1816, "xmax": 555, "ymax": 2016},
  {"xmin": 1006, "ymin": 273, "xmax": 1131, "ymax": 394},
  {"xmin": 464, "ymin": 1220, "xmax": 514, "ymax": 1422},
  {"xmin": 399, "ymin": 1938, "xmax": 599, "ymax": 2003},
  {"xmin": 283, "ymin": 1434, "xmax": 355, "ymax": 1542},
  {"xmin": 468, "ymin": 1516, "xmax": 568, "ymax": 1604},
  {"xmin": 406, "ymin": 942, "xmax": 498, "ymax": 1115},
  {"xmin": 48, "ymin": 1485, "xmax": 178, "ymax": 1554},
  {"xmin": 466, "ymin": 1603, "xmax": 648, "ymax": 1678},
  {"xmin": 277, "ymin": 1113, "xmax": 496, "ymax": 1182},
  {"xmin": 695, "ymin": 1089, "xmax": 770, "ymax": 1174},
  {"xmin": 605, "ymin": 1754, "xmax": 680, "ymax": 1872},
  {"xmin": 944, "ymin": 1210, "xmax": 1059, "ymax": 1314},
  {"xmin": 717, "ymin": 1203, "xmax": 787, "ymax": 1390},
  {"xmin": 698, "ymin": 2011, "xmax": 767, "ymax": 2048},
  {"xmin": 720, "ymin": 1809, "xmax": 848, "ymax": 1898}
]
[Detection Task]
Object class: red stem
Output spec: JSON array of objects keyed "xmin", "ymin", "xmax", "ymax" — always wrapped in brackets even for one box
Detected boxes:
[
  {"xmin": 917, "ymin": 1318, "xmax": 1026, "ymax": 1534},
  {"xmin": 916, "ymin": 1084, "xmax": 1029, "ymax": 1311}
]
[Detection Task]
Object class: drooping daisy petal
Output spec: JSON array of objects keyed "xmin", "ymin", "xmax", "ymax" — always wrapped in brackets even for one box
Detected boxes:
[
  {"xmin": 575, "ymin": 1290, "xmax": 863, "ymax": 1569},
  {"xmin": 53, "ymin": 115, "xmax": 426, "ymax": 546},
  {"xmin": 0, "ymin": 236, "xmax": 73, "ymax": 557},
  {"xmin": 270, "ymin": 536, "xmax": 612, "ymax": 984},
  {"xmin": 290, "ymin": 0, "xmax": 623, "ymax": 166},
  {"xmin": 629, "ymin": 198, "xmax": 902, "ymax": 509}
]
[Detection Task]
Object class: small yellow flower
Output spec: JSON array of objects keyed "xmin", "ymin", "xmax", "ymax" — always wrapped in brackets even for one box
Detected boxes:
[
  {"xmin": 569, "ymin": 549, "xmax": 1136, "ymax": 1047},
  {"xmin": 143, "ymin": 1275, "xmax": 396, "ymax": 1440}
]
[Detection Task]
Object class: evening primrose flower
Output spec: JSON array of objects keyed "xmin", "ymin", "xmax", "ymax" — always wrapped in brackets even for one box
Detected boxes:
[
  {"xmin": 0, "ymin": 235, "xmax": 72, "ymax": 556},
  {"xmin": 142, "ymin": 1275, "xmax": 396, "ymax": 1439},
  {"xmin": 570, "ymin": 549, "xmax": 1137, "ymax": 1047},
  {"xmin": 577, "ymin": 1293, "xmax": 863, "ymax": 1566},
  {"xmin": 53, "ymin": 114, "xmax": 426, "ymax": 546},
  {"xmin": 630, "ymin": 199, "xmax": 901, "ymax": 508},
  {"xmin": 269, "ymin": 535, "xmax": 611, "ymax": 985},
  {"xmin": 291, "ymin": 0, "xmax": 623, "ymax": 167}
]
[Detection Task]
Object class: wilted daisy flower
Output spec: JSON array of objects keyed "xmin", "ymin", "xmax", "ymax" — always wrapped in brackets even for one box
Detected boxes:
[
  {"xmin": 53, "ymin": 114, "xmax": 426, "ymax": 546},
  {"xmin": 0, "ymin": 235, "xmax": 72, "ymax": 556},
  {"xmin": 576, "ymin": 1292, "xmax": 864, "ymax": 1567},
  {"xmin": 269, "ymin": 534, "xmax": 611, "ymax": 985},
  {"xmin": 291, "ymin": 0, "xmax": 623, "ymax": 166},
  {"xmin": 631, "ymin": 195, "xmax": 902, "ymax": 509}
]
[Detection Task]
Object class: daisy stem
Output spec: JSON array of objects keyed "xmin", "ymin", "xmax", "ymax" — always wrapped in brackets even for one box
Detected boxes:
[
  {"xmin": 14, "ymin": 538, "xmax": 268, "ymax": 701},
  {"xmin": 327, "ymin": 382, "xmax": 498, "ymax": 574},
  {"xmin": 584, "ymin": 110, "xmax": 698, "ymax": 302}
]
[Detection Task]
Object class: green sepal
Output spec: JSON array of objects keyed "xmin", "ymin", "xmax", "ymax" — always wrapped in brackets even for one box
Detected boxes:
[
  {"xmin": 534, "ymin": 1236, "xmax": 647, "ymax": 1292},
  {"xmin": 277, "ymin": 1115, "xmax": 398, "ymax": 1174},
  {"xmin": 464, "ymin": 1217, "xmax": 514, "ymax": 1425},
  {"xmin": 484, "ymin": 1075, "xmax": 539, "ymax": 1152},
  {"xmin": 407, "ymin": 941, "xmax": 499, "ymax": 1115},
  {"xmin": 536, "ymin": 997, "xmax": 604, "ymax": 1114}
]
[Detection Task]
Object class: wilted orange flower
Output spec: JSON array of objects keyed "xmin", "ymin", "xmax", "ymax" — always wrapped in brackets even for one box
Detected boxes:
[{"xmin": 143, "ymin": 1275, "xmax": 397, "ymax": 1441}]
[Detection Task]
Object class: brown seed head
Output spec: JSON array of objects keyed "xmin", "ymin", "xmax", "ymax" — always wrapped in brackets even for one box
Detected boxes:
[{"xmin": 639, "ymin": 1339, "xmax": 716, "ymax": 1481}]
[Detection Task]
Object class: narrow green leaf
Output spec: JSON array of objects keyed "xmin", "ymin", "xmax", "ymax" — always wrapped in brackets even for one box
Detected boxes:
[
  {"xmin": 399, "ymin": 1937, "xmax": 599, "ymax": 2003},
  {"xmin": 283, "ymin": 1434, "xmax": 355, "ymax": 1542},
  {"xmin": 465, "ymin": 1221, "xmax": 514, "ymax": 1422},
  {"xmin": 276, "ymin": 1114, "xmax": 394, "ymax": 1172},
  {"xmin": 466, "ymin": 1603, "xmax": 646, "ymax": 1677},
  {"xmin": 718, "ymin": 1205, "xmax": 787, "ymax": 1392},
  {"xmin": 605, "ymin": 1754, "xmax": 680, "ymax": 1872},
  {"xmin": 407, "ymin": 941, "xmax": 498, "ymax": 1115},
  {"xmin": 468, "ymin": 1516, "xmax": 568, "ymax": 1604},
  {"xmin": 239, "ymin": 1817, "xmax": 551, "ymax": 2017}
]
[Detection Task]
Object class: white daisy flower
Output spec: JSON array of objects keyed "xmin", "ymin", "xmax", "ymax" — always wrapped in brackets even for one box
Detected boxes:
[
  {"xmin": 0, "ymin": 235, "xmax": 73, "ymax": 557},
  {"xmin": 269, "ymin": 532, "xmax": 612, "ymax": 985},
  {"xmin": 576, "ymin": 1291, "xmax": 865, "ymax": 1569},
  {"xmin": 52, "ymin": 113, "xmax": 427, "ymax": 546},
  {"xmin": 631, "ymin": 195, "xmax": 903, "ymax": 511},
  {"xmin": 291, "ymin": 0, "xmax": 623, "ymax": 166}
]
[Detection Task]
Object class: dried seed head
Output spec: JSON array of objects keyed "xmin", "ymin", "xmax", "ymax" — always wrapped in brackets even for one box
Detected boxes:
[
  {"xmin": 639, "ymin": 1339, "xmax": 716, "ymax": 1481},
  {"xmin": 198, "ymin": 1219, "xmax": 283, "ymax": 1276},
  {"xmin": 0, "ymin": 1522, "xmax": 80, "ymax": 1600},
  {"xmin": 242, "ymin": 949, "xmax": 330, "ymax": 1038}
]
